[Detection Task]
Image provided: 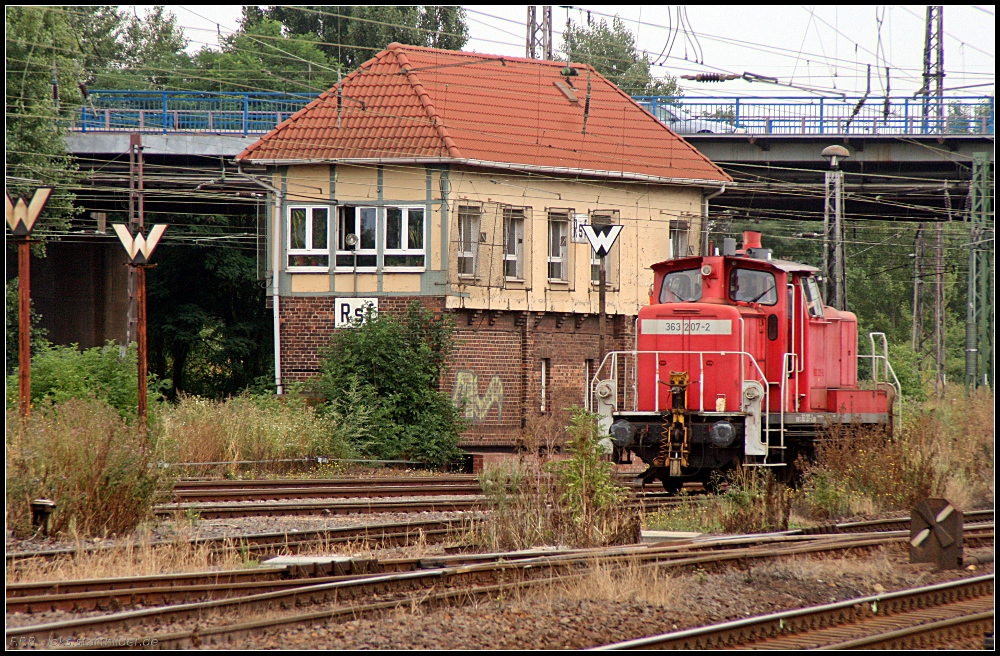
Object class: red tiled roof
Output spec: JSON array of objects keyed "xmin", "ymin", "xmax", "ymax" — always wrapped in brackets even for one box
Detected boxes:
[{"xmin": 237, "ymin": 44, "xmax": 731, "ymax": 185}]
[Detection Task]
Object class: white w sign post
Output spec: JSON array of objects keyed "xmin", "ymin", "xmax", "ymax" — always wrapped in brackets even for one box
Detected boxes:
[{"xmin": 583, "ymin": 224, "xmax": 623, "ymax": 257}]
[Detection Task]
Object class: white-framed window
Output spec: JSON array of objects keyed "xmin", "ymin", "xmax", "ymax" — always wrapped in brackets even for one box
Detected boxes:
[
  {"xmin": 457, "ymin": 205, "xmax": 482, "ymax": 277},
  {"xmin": 547, "ymin": 211, "xmax": 569, "ymax": 281},
  {"xmin": 336, "ymin": 206, "xmax": 377, "ymax": 270},
  {"xmin": 287, "ymin": 206, "xmax": 330, "ymax": 269},
  {"xmin": 670, "ymin": 219, "xmax": 690, "ymax": 259},
  {"xmin": 503, "ymin": 207, "xmax": 525, "ymax": 279},
  {"xmin": 384, "ymin": 206, "xmax": 425, "ymax": 269}
]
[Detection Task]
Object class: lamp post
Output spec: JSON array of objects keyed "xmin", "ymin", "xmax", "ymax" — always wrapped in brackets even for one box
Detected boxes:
[
  {"xmin": 113, "ymin": 223, "xmax": 167, "ymax": 422},
  {"xmin": 821, "ymin": 145, "xmax": 850, "ymax": 311},
  {"xmin": 5, "ymin": 188, "xmax": 53, "ymax": 417}
]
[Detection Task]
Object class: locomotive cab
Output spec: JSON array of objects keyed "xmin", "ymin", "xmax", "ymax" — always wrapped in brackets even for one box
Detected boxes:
[{"xmin": 597, "ymin": 231, "xmax": 898, "ymax": 492}]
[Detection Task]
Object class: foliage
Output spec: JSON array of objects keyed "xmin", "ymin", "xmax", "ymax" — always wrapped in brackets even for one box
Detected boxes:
[
  {"xmin": 475, "ymin": 408, "xmax": 638, "ymax": 550},
  {"xmin": 645, "ymin": 468, "xmax": 790, "ymax": 534},
  {"xmin": 5, "ymin": 278, "xmax": 49, "ymax": 376},
  {"xmin": 6, "ymin": 397, "xmax": 162, "ymax": 537},
  {"xmin": 252, "ymin": 6, "xmax": 469, "ymax": 69},
  {"xmin": 562, "ymin": 16, "xmax": 680, "ymax": 96},
  {"xmin": 5, "ymin": 341, "xmax": 164, "ymax": 418},
  {"xmin": 312, "ymin": 302, "xmax": 464, "ymax": 466},
  {"xmin": 797, "ymin": 388, "xmax": 994, "ymax": 519},
  {"xmin": 156, "ymin": 394, "xmax": 355, "ymax": 475},
  {"xmin": 146, "ymin": 216, "xmax": 272, "ymax": 399},
  {"xmin": 545, "ymin": 408, "xmax": 628, "ymax": 527},
  {"xmin": 5, "ymin": 6, "xmax": 80, "ymax": 233}
]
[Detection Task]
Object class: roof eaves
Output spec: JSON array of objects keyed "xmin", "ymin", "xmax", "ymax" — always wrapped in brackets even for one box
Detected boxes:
[{"xmin": 236, "ymin": 155, "xmax": 733, "ymax": 188}]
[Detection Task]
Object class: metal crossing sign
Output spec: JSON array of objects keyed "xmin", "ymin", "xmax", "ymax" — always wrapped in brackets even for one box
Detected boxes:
[
  {"xmin": 910, "ymin": 498, "xmax": 964, "ymax": 569},
  {"xmin": 583, "ymin": 223, "xmax": 623, "ymax": 257}
]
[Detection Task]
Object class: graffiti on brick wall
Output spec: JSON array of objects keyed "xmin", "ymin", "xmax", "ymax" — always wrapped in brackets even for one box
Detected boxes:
[{"xmin": 452, "ymin": 370, "xmax": 503, "ymax": 422}]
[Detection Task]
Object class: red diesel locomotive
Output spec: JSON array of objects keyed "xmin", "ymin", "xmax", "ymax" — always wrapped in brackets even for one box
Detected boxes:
[{"xmin": 596, "ymin": 231, "xmax": 900, "ymax": 491}]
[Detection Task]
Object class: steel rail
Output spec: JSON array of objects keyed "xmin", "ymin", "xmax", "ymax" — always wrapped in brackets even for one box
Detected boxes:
[
  {"xmin": 168, "ymin": 483, "xmax": 486, "ymax": 502},
  {"xmin": 171, "ymin": 475, "xmax": 478, "ymax": 489},
  {"xmin": 818, "ymin": 609, "xmax": 995, "ymax": 649},
  {"xmin": 5, "ymin": 518, "xmax": 474, "ymax": 565},
  {"xmin": 6, "ymin": 526, "xmax": 992, "ymax": 647},
  {"xmin": 596, "ymin": 574, "xmax": 995, "ymax": 650}
]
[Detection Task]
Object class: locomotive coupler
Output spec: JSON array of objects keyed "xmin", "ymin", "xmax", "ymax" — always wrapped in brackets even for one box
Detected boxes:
[{"xmin": 656, "ymin": 371, "xmax": 691, "ymax": 476}]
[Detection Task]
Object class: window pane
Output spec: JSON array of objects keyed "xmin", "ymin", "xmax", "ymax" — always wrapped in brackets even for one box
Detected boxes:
[
  {"xmin": 386, "ymin": 207, "xmax": 402, "ymax": 250},
  {"xmin": 408, "ymin": 208, "xmax": 423, "ymax": 249},
  {"xmin": 459, "ymin": 255, "xmax": 474, "ymax": 275},
  {"xmin": 548, "ymin": 261, "xmax": 562, "ymax": 280},
  {"xmin": 360, "ymin": 208, "xmax": 376, "ymax": 249},
  {"xmin": 505, "ymin": 218, "xmax": 517, "ymax": 256},
  {"xmin": 356, "ymin": 254, "xmax": 376, "ymax": 268},
  {"xmin": 312, "ymin": 208, "xmax": 328, "ymax": 250},
  {"xmin": 288, "ymin": 254, "xmax": 328, "ymax": 267},
  {"xmin": 505, "ymin": 259, "xmax": 518, "ymax": 278},
  {"xmin": 660, "ymin": 269, "xmax": 703, "ymax": 303},
  {"xmin": 385, "ymin": 254, "xmax": 424, "ymax": 267},
  {"xmin": 592, "ymin": 262, "xmax": 601, "ymax": 284},
  {"xmin": 338, "ymin": 206, "xmax": 353, "ymax": 250},
  {"xmin": 290, "ymin": 208, "xmax": 306, "ymax": 249},
  {"xmin": 549, "ymin": 221, "xmax": 561, "ymax": 257},
  {"xmin": 730, "ymin": 269, "xmax": 777, "ymax": 305}
]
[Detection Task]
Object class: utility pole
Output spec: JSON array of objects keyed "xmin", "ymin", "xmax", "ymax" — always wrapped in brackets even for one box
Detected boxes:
[
  {"xmin": 127, "ymin": 133, "xmax": 145, "ymax": 348},
  {"xmin": 920, "ymin": 7, "xmax": 945, "ymax": 132},
  {"xmin": 526, "ymin": 6, "xmax": 553, "ymax": 60},
  {"xmin": 911, "ymin": 224, "xmax": 925, "ymax": 354},
  {"xmin": 5, "ymin": 188, "xmax": 53, "ymax": 418},
  {"xmin": 821, "ymin": 146, "xmax": 849, "ymax": 311},
  {"xmin": 966, "ymin": 152, "xmax": 994, "ymax": 390}
]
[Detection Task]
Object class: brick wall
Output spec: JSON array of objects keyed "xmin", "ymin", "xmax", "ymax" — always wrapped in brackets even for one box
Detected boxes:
[{"xmin": 278, "ymin": 296, "xmax": 634, "ymax": 449}]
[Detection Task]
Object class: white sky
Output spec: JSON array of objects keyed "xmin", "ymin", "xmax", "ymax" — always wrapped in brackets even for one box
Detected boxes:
[{"xmin": 135, "ymin": 5, "xmax": 994, "ymax": 97}]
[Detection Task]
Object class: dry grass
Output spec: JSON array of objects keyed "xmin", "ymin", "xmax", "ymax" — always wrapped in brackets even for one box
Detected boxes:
[
  {"xmin": 5, "ymin": 398, "xmax": 162, "ymax": 538},
  {"xmin": 797, "ymin": 387, "xmax": 994, "ymax": 520},
  {"xmin": 473, "ymin": 408, "xmax": 641, "ymax": 551},
  {"xmin": 528, "ymin": 558, "xmax": 689, "ymax": 608},
  {"xmin": 6, "ymin": 520, "xmax": 450, "ymax": 584},
  {"xmin": 157, "ymin": 395, "xmax": 353, "ymax": 476},
  {"xmin": 646, "ymin": 468, "xmax": 791, "ymax": 534}
]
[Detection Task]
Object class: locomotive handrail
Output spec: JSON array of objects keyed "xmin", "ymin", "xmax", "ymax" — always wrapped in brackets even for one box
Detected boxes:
[{"xmin": 860, "ymin": 332, "xmax": 903, "ymax": 434}]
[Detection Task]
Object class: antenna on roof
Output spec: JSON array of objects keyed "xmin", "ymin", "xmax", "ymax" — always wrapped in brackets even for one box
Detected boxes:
[
  {"xmin": 336, "ymin": 68, "xmax": 342, "ymax": 129},
  {"xmin": 582, "ymin": 67, "xmax": 592, "ymax": 134}
]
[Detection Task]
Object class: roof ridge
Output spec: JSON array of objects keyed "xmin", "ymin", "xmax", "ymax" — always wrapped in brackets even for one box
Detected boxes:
[{"xmin": 388, "ymin": 43, "xmax": 462, "ymax": 159}]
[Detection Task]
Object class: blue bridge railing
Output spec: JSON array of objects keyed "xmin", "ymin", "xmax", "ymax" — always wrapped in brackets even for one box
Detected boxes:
[
  {"xmin": 633, "ymin": 95, "xmax": 994, "ymax": 135},
  {"xmin": 76, "ymin": 91, "xmax": 315, "ymax": 136},
  {"xmin": 75, "ymin": 91, "xmax": 994, "ymax": 136}
]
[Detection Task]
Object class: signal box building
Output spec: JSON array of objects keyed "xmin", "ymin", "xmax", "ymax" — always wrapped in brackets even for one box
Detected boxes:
[{"xmin": 236, "ymin": 43, "xmax": 731, "ymax": 449}]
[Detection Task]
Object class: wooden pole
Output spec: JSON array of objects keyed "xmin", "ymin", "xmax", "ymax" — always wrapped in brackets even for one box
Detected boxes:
[
  {"xmin": 136, "ymin": 264, "xmax": 148, "ymax": 422},
  {"xmin": 598, "ymin": 255, "xmax": 607, "ymax": 360},
  {"xmin": 18, "ymin": 237, "xmax": 31, "ymax": 417}
]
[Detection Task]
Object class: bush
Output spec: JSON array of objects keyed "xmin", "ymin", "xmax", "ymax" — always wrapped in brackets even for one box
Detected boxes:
[
  {"xmin": 5, "ymin": 341, "xmax": 164, "ymax": 418},
  {"xmin": 157, "ymin": 394, "xmax": 355, "ymax": 473},
  {"xmin": 312, "ymin": 302, "xmax": 464, "ymax": 467},
  {"xmin": 475, "ymin": 407, "xmax": 639, "ymax": 550},
  {"xmin": 5, "ymin": 277, "xmax": 48, "ymax": 376},
  {"xmin": 6, "ymin": 398, "xmax": 162, "ymax": 537}
]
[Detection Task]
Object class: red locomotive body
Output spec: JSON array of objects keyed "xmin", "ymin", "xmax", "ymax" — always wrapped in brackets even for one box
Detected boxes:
[{"xmin": 598, "ymin": 232, "xmax": 898, "ymax": 491}]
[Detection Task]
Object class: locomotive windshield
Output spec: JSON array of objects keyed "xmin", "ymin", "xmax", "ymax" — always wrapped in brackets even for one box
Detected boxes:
[
  {"xmin": 729, "ymin": 268, "xmax": 777, "ymax": 305},
  {"xmin": 659, "ymin": 269, "xmax": 702, "ymax": 302}
]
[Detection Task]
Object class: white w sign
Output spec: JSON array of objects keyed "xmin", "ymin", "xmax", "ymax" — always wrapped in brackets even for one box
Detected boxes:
[{"xmin": 583, "ymin": 224, "xmax": 623, "ymax": 257}]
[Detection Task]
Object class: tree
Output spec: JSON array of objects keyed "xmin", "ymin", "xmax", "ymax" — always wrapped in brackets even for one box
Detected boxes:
[
  {"xmin": 563, "ymin": 16, "xmax": 680, "ymax": 97},
  {"xmin": 254, "ymin": 6, "xmax": 469, "ymax": 70},
  {"xmin": 5, "ymin": 6, "xmax": 81, "ymax": 233}
]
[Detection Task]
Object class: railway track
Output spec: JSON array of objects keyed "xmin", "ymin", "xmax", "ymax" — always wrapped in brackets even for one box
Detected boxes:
[
  {"xmin": 598, "ymin": 575, "xmax": 994, "ymax": 650},
  {"xmin": 6, "ymin": 523, "xmax": 993, "ymax": 648},
  {"xmin": 153, "ymin": 492, "xmax": 684, "ymax": 519},
  {"xmin": 5, "ymin": 517, "xmax": 473, "ymax": 565}
]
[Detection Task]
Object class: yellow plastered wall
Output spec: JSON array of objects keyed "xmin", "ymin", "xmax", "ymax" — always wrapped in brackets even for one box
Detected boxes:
[{"xmin": 445, "ymin": 168, "xmax": 703, "ymax": 315}]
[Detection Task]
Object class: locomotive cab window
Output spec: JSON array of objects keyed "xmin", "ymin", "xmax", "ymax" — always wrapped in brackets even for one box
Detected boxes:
[
  {"xmin": 802, "ymin": 276, "xmax": 825, "ymax": 318},
  {"xmin": 729, "ymin": 268, "xmax": 777, "ymax": 305},
  {"xmin": 659, "ymin": 269, "xmax": 702, "ymax": 303}
]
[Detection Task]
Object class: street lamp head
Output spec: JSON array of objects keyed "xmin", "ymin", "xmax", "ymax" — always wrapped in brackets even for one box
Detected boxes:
[
  {"xmin": 345, "ymin": 233, "xmax": 359, "ymax": 249},
  {"xmin": 821, "ymin": 145, "xmax": 850, "ymax": 169}
]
